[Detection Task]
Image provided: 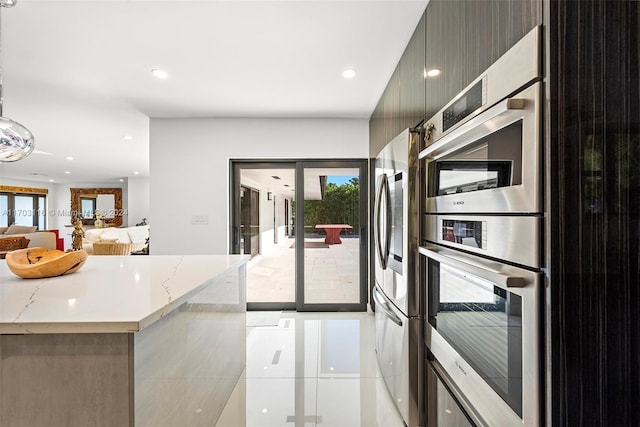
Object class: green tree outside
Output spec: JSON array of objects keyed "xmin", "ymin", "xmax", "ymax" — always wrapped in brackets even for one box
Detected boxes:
[{"xmin": 304, "ymin": 177, "xmax": 359, "ymax": 236}]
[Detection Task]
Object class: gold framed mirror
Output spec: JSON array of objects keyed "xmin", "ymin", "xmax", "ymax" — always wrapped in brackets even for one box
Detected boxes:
[{"xmin": 70, "ymin": 188, "xmax": 123, "ymax": 227}]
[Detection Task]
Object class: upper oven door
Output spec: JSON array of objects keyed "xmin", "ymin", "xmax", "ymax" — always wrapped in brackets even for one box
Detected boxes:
[{"xmin": 421, "ymin": 82, "xmax": 542, "ymax": 214}]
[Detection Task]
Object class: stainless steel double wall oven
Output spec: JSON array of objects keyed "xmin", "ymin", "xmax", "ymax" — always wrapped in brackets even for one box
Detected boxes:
[{"xmin": 420, "ymin": 26, "xmax": 543, "ymax": 427}]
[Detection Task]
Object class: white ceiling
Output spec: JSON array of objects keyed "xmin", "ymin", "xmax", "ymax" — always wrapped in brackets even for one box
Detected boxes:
[{"xmin": 0, "ymin": 0, "xmax": 427, "ymax": 184}]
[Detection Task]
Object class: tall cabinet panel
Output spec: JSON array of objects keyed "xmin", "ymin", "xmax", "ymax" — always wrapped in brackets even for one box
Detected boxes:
[
  {"xmin": 547, "ymin": 1, "xmax": 640, "ymax": 425},
  {"xmin": 399, "ymin": 14, "xmax": 426, "ymax": 132},
  {"xmin": 369, "ymin": 100, "xmax": 385, "ymax": 158},
  {"xmin": 369, "ymin": 67, "xmax": 401, "ymax": 159},
  {"xmin": 424, "ymin": 0, "xmax": 542, "ymax": 119},
  {"xmin": 383, "ymin": 66, "xmax": 402, "ymax": 147},
  {"xmin": 424, "ymin": 0, "xmax": 466, "ymax": 120}
]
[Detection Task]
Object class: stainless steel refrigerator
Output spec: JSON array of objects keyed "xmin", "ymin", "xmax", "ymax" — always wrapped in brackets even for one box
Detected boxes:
[{"xmin": 373, "ymin": 127, "xmax": 422, "ymax": 427}]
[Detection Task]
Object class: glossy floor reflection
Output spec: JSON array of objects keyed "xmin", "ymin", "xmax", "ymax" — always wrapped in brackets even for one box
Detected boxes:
[{"xmin": 215, "ymin": 311, "xmax": 405, "ymax": 427}]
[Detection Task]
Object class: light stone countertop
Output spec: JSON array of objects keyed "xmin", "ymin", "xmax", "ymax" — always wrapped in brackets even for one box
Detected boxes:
[{"xmin": 0, "ymin": 254, "xmax": 250, "ymax": 334}]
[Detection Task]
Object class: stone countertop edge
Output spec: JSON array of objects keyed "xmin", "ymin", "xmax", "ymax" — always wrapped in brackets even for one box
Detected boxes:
[{"xmin": 0, "ymin": 254, "xmax": 250, "ymax": 335}]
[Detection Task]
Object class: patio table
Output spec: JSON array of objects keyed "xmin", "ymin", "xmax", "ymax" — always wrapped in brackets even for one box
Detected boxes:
[{"xmin": 315, "ymin": 224, "xmax": 353, "ymax": 244}]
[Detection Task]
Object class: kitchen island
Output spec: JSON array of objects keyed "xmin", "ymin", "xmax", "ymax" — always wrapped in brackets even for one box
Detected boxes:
[{"xmin": 0, "ymin": 254, "xmax": 249, "ymax": 427}]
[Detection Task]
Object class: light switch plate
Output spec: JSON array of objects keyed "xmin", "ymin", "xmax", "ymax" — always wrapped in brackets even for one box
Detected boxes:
[{"xmin": 190, "ymin": 214, "xmax": 209, "ymax": 225}]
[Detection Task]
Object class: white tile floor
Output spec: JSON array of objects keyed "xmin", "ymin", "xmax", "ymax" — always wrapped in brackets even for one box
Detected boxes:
[{"xmin": 215, "ymin": 311, "xmax": 405, "ymax": 427}]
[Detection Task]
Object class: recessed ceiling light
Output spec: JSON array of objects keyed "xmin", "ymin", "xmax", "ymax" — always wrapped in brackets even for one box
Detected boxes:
[
  {"xmin": 119, "ymin": 178, "xmax": 124, "ymax": 182},
  {"xmin": 66, "ymin": 156, "xmax": 74, "ymax": 160},
  {"xmin": 151, "ymin": 68, "xmax": 168, "ymax": 79},
  {"xmin": 133, "ymin": 171, "xmax": 140, "ymax": 175},
  {"xmin": 65, "ymin": 171, "xmax": 71, "ymax": 174},
  {"xmin": 425, "ymin": 67, "xmax": 441, "ymax": 78},
  {"xmin": 343, "ymin": 68, "xmax": 357, "ymax": 79},
  {"xmin": 123, "ymin": 135, "xmax": 133, "ymax": 140},
  {"xmin": 49, "ymin": 179, "xmax": 54, "ymax": 182}
]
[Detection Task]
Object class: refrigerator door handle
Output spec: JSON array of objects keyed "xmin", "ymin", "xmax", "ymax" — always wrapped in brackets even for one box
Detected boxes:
[
  {"xmin": 383, "ymin": 175, "xmax": 392, "ymax": 266},
  {"xmin": 373, "ymin": 286, "xmax": 403, "ymax": 326},
  {"xmin": 374, "ymin": 173, "xmax": 389, "ymax": 269}
]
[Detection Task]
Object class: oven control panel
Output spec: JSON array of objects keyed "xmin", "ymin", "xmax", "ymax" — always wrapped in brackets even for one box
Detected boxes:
[
  {"xmin": 441, "ymin": 219, "xmax": 487, "ymax": 250},
  {"xmin": 442, "ymin": 77, "xmax": 487, "ymax": 133}
]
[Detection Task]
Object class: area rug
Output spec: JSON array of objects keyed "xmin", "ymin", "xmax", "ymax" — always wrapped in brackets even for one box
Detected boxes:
[{"xmin": 246, "ymin": 311, "xmax": 282, "ymax": 327}]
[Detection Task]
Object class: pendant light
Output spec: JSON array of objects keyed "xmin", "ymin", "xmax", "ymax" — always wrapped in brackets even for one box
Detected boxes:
[{"xmin": 0, "ymin": 0, "xmax": 35, "ymax": 162}]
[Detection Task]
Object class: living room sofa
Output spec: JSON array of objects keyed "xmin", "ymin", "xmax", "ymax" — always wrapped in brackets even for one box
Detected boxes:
[
  {"xmin": 83, "ymin": 225, "xmax": 149, "ymax": 255},
  {"xmin": 0, "ymin": 225, "xmax": 62, "ymax": 251}
]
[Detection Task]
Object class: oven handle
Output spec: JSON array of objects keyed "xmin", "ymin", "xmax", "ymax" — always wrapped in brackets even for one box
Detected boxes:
[
  {"xmin": 419, "ymin": 246, "xmax": 527, "ymax": 289},
  {"xmin": 419, "ymin": 97, "xmax": 526, "ymax": 161},
  {"xmin": 374, "ymin": 173, "xmax": 391, "ymax": 269},
  {"xmin": 373, "ymin": 286, "xmax": 403, "ymax": 326}
]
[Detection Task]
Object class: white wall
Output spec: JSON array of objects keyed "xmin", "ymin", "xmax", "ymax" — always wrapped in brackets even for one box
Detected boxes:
[
  {"xmin": 127, "ymin": 176, "xmax": 150, "ymax": 227},
  {"xmin": 150, "ymin": 118, "xmax": 368, "ymax": 255}
]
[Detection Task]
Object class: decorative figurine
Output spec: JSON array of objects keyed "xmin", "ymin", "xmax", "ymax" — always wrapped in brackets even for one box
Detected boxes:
[
  {"xmin": 94, "ymin": 210, "xmax": 104, "ymax": 228},
  {"xmin": 71, "ymin": 220, "xmax": 85, "ymax": 251}
]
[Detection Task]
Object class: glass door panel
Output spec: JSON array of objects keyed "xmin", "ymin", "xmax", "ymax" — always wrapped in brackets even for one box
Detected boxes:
[
  {"xmin": 14, "ymin": 196, "xmax": 35, "ymax": 226},
  {"xmin": 232, "ymin": 163, "xmax": 297, "ymax": 309},
  {"xmin": 0, "ymin": 195, "xmax": 8, "ymax": 227},
  {"xmin": 300, "ymin": 162, "xmax": 367, "ymax": 309}
]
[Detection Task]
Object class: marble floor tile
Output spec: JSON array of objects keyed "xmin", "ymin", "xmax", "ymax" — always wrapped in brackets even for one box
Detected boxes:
[{"xmin": 217, "ymin": 312, "xmax": 404, "ymax": 427}]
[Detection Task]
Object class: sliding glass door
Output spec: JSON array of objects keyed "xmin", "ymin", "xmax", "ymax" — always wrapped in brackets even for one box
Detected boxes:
[{"xmin": 231, "ymin": 160, "xmax": 367, "ymax": 312}]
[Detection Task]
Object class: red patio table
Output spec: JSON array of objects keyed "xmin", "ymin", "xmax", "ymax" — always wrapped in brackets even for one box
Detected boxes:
[{"xmin": 314, "ymin": 224, "xmax": 353, "ymax": 244}]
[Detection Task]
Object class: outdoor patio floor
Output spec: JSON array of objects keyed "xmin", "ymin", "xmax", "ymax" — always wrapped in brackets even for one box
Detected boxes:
[{"xmin": 247, "ymin": 236, "xmax": 361, "ymax": 304}]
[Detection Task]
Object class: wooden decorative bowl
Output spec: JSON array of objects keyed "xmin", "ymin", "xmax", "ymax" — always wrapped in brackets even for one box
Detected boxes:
[{"xmin": 5, "ymin": 247, "xmax": 88, "ymax": 279}]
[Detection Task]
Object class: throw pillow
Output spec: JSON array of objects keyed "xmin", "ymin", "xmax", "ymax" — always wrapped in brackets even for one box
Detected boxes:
[
  {"xmin": 84, "ymin": 228, "xmax": 105, "ymax": 243},
  {"xmin": 5, "ymin": 224, "xmax": 37, "ymax": 235},
  {"xmin": 97, "ymin": 237, "xmax": 119, "ymax": 243},
  {"xmin": 100, "ymin": 228, "xmax": 123, "ymax": 242}
]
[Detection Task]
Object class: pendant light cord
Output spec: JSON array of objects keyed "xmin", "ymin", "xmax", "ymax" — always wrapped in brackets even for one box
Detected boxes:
[
  {"xmin": 0, "ymin": 0, "xmax": 17, "ymax": 117},
  {"xmin": 0, "ymin": 0, "xmax": 37, "ymax": 163}
]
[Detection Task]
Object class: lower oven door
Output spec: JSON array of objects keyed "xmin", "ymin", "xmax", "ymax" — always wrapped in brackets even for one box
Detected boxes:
[{"xmin": 420, "ymin": 245, "xmax": 541, "ymax": 427}]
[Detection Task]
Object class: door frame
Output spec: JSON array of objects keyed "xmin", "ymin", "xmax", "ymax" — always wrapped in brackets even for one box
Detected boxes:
[{"xmin": 230, "ymin": 159, "xmax": 368, "ymax": 312}]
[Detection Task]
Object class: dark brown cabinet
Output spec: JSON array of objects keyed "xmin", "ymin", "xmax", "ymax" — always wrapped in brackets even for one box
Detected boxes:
[
  {"xmin": 370, "ymin": 0, "xmax": 541, "ymax": 157},
  {"xmin": 547, "ymin": 1, "xmax": 640, "ymax": 425},
  {"xmin": 399, "ymin": 14, "xmax": 426, "ymax": 132},
  {"xmin": 370, "ymin": 0, "xmax": 640, "ymax": 425},
  {"xmin": 424, "ymin": 0, "xmax": 541, "ymax": 119}
]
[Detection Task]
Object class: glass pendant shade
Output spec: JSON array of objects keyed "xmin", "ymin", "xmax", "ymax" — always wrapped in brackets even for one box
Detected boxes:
[{"xmin": 0, "ymin": 116, "xmax": 35, "ymax": 162}]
